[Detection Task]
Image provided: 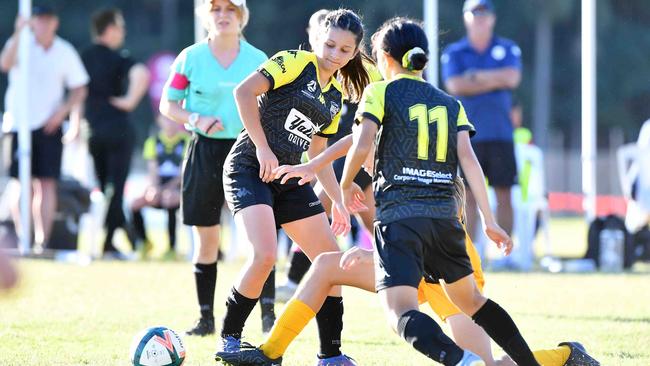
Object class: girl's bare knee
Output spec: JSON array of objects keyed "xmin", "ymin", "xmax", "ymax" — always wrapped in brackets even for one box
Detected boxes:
[
  {"xmin": 252, "ymin": 248, "xmax": 277, "ymax": 269},
  {"xmin": 312, "ymin": 252, "xmax": 338, "ymax": 271}
]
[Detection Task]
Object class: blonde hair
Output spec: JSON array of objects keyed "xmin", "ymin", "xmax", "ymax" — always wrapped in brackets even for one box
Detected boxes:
[{"xmin": 196, "ymin": 0, "xmax": 249, "ymax": 34}]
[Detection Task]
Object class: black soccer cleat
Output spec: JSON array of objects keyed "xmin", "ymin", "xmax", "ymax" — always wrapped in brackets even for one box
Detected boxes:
[
  {"xmin": 215, "ymin": 345, "xmax": 282, "ymax": 366},
  {"xmin": 559, "ymin": 342, "xmax": 600, "ymax": 366},
  {"xmin": 185, "ymin": 317, "xmax": 215, "ymax": 336}
]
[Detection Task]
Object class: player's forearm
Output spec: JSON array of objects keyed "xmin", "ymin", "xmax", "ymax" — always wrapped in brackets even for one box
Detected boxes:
[
  {"xmin": 316, "ymin": 164, "xmax": 343, "ymax": 203},
  {"xmin": 159, "ymin": 99, "xmax": 192, "ymax": 125},
  {"xmin": 342, "ymin": 121, "xmax": 375, "ymax": 189},
  {"xmin": 309, "ymin": 135, "xmax": 353, "ymax": 173},
  {"xmin": 341, "ymin": 142, "xmax": 370, "ymax": 191},
  {"xmin": 310, "ymin": 137, "xmax": 343, "ymax": 203},
  {"xmin": 458, "ymin": 142, "xmax": 497, "ymax": 225}
]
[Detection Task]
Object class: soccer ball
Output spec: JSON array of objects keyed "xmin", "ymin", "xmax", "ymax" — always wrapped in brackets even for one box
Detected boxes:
[{"xmin": 130, "ymin": 326, "xmax": 186, "ymax": 366}]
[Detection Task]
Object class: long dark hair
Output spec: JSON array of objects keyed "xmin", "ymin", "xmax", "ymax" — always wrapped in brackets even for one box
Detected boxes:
[
  {"xmin": 323, "ymin": 9, "xmax": 371, "ymax": 103},
  {"xmin": 373, "ymin": 17, "xmax": 429, "ymax": 72}
]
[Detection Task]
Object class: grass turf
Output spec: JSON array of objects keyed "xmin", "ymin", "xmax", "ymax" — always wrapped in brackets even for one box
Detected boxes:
[{"xmin": 1, "ymin": 256, "xmax": 648, "ymax": 365}]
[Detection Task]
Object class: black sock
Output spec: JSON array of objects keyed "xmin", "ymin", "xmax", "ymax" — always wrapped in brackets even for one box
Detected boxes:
[
  {"xmin": 221, "ymin": 287, "xmax": 259, "ymax": 339},
  {"xmin": 287, "ymin": 250, "xmax": 311, "ymax": 284},
  {"xmin": 472, "ymin": 299, "xmax": 539, "ymax": 366},
  {"xmin": 193, "ymin": 262, "xmax": 217, "ymax": 319},
  {"xmin": 132, "ymin": 209, "xmax": 146, "ymax": 242},
  {"xmin": 397, "ymin": 310, "xmax": 464, "ymax": 366},
  {"xmin": 316, "ymin": 296, "xmax": 343, "ymax": 359},
  {"xmin": 260, "ymin": 267, "xmax": 276, "ymax": 319},
  {"xmin": 166, "ymin": 208, "xmax": 177, "ymax": 249}
]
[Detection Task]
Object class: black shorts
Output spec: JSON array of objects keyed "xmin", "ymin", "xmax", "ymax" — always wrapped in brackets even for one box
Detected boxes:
[
  {"xmin": 332, "ymin": 156, "xmax": 372, "ymax": 191},
  {"xmin": 469, "ymin": 141, "xmax": 517, "ymax": 188},
  {"xmin": 373, "ymin": 217, "xmax": 473, "ymax": 291},
  {"xmin": 9, "ymin": 127, "xmax": 63, "ymax": 179},
  {"xmin": 181, "ymin": 134, "xmax": 235, "ymax": 226},
  {"xmin": 224, "ymin": 165, "xmax": 325, "ymax": 228}
]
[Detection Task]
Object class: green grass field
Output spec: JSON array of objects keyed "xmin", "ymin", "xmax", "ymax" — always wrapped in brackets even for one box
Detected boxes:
[{"xmin": 1, "ymin": 217, "xmax": 649, "ymax": 365}]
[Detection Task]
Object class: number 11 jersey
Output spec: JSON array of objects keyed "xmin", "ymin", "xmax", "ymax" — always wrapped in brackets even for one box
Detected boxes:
[{"xmin": 356, "ymin": 74, "xmax": 475, "ymax": 224}]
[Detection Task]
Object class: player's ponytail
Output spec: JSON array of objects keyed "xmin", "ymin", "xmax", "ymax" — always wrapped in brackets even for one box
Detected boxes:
[
  {"xmin": 324, "ymin": 9, "xmax": 371, "ymax": 103},
  {"xmin": 402, "ymin": 47, "xmax": 428, "ymax": 71},
  {"xmin": 373, "ymin": 17, "xmax": 429, "ymax": 73}
]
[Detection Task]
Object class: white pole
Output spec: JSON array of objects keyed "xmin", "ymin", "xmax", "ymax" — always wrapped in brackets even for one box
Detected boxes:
[
  {"xmin": 194, "ymin": 0, "xmax": 207, "ymax": 43},
  {"xmin": 17, "ymin": 0, "xmax": 32, "ymax": 255},
  {"xmin": 581, "ymin": 0, "xmax": 597, "ymax": 223},
  {"xmin": 423, "ymin": 0, "xmax": 439, "ymax": 87}
]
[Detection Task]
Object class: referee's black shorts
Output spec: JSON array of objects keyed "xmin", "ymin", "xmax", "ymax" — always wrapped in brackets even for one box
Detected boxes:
[
  {"xmin": 181, "ymin": 134, "xmax": 235, "ymax": 226},
  {"xmin": 469, "ymin": 140, "xmax": 517, "ymax": 188},
  {"xmin": 223, "ymin": 164, "xmax": 325, "ymax": 229},
  {"xmin": 373, "ymin": 217, "xmax": 473, "ymax": 292}
]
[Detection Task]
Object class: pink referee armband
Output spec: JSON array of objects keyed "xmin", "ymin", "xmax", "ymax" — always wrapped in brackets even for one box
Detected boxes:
[{"xmin": 170, "ymin": 73, "xmax": 189, "ymax": 89}]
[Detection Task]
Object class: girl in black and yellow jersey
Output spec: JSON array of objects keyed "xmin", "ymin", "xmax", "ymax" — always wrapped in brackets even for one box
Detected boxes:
[
  {"xmin": 338, "ymin": 17, "xmax": 538, "ymax": 366},
  {"xmin": 215, "ymin": 9, "xmax": 370, "ymax": 366},
  {"xmin": 276, "ymin": 9, "xmax": 383, "ymax": 302}
]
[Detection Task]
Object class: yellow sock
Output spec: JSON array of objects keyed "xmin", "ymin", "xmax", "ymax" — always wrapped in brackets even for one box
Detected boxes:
[
  {"xmin": 260, "ymin": 299, "xmax": 316, "ymax": 359},
  {"xmin": 532, "ymin": 345, "xmax": 571, "ymax": 366}
]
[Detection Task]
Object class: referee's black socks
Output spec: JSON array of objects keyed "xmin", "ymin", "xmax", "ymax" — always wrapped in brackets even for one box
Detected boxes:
[
  {"xmin": 397, "ymin": 310, "xmax": 464, "ymax": 366},
  {"xmin": 221, "ymin": 287, "xmax": 258, "ymax": 339},
  {"xmin": 315, "ymin": 296, "xmax": 344, "ymax": 359},
  {"xmin": 471, "ymin": 299, "xmax": 540, "ymax": 366},
  {"xmin": 194, "ymin": 261, "xmax": 217, "ymax": 320}
]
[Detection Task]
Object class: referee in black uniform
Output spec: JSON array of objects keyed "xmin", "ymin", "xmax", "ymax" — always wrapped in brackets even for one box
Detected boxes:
[{"xmin": 82, "ymin": 8, "xmax": 150, "ymax": 259}]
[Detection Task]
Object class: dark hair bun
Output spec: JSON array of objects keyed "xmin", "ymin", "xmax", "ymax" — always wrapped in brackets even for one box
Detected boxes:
[{"xmin": 409, "ymin": 52, "xmax": 428, "ymax": 71}]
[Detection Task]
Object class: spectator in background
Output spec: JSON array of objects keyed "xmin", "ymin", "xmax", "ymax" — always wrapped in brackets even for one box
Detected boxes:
[
  {"xmin": 618, "ymin": 119, "xmax": 650, "ymax": 234},
  {"xmin": 508, "ymin": 102, "xmax": 546, "ymax": 271},
  {"xmin": 81, "ymin": 8, "xmax": 150, "ymax": 259},
  {"xmin": 159, "ymin": 0, "xmax": 268, "ymax": 337},
  {"xmin": 441, "ymin": 0, "xmax": 521, "ymax": 255},
  {"xmin": 130, "ymin": 114, "xmax": 189, "ymax": 260},
  {"xmin": 1, "ymin": 5, "xmax": 88, "ymax": 253}
]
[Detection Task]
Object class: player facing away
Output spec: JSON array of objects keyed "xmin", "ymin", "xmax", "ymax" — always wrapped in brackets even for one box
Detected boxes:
[
  {"xmin": 215, "ymin": 9, "xmax": 372, "ymax": 366},
  {"xmin": 217, "ymin": 17, "xmax": 542, "ymax": 366}
]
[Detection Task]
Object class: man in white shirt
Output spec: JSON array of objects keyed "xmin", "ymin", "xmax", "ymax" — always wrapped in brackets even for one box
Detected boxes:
[{"xmin": 1, "ymin": 5, "xmax": 88, "ymax": 252}]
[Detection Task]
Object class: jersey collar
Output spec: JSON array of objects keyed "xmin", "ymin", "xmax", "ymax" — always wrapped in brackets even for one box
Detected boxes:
[{"xmin": 394, "ymin": 73, "xmax": 425, "ymax": 82}]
